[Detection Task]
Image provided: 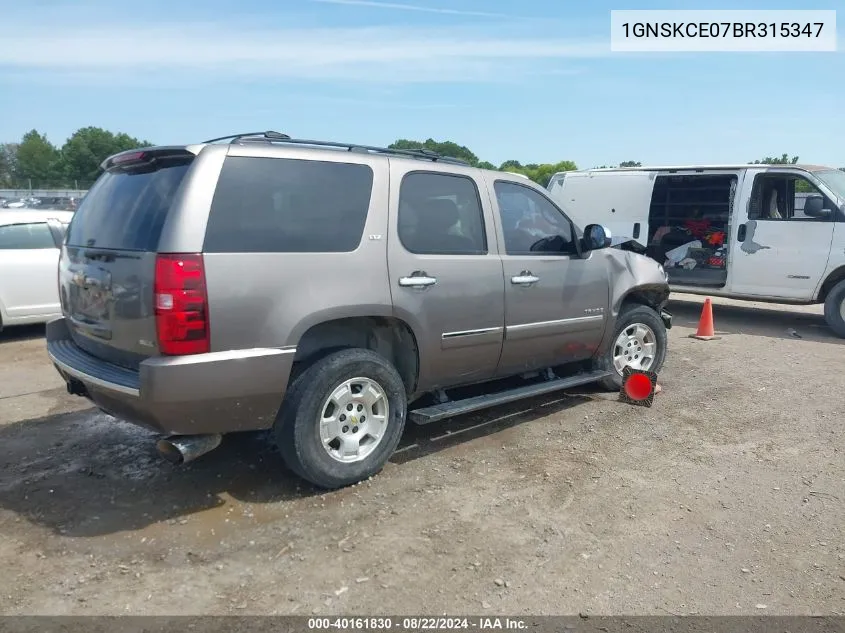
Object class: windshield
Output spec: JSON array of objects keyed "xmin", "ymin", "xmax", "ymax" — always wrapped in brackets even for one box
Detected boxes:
[{"xmin": 813, "ymin": 169, "xmax": 845, "ymax": 201}]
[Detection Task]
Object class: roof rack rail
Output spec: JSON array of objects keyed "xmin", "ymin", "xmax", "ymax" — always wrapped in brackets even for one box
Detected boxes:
[
  {"xmin": 203, "ymin": 131, "xmax": 291, "ymax": 144},
  {"xmin": 204, "ymin": 131, "xmax": 469, "ymax": 166}
]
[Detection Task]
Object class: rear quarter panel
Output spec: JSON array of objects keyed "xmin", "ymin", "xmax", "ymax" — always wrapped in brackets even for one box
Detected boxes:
[{"xmin": 193, "ymin": 145, "xmax": 393, "ymax": 351}]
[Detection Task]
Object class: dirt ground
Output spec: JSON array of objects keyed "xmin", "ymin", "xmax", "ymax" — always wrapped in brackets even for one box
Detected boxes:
[{"xmin": 0, "ymin": 294, "xmax": 842, "ymax": 616}]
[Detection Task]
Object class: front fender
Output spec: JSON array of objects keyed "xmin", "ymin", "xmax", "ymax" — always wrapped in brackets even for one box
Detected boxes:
[{"xmin": 597, "ymin": 249, "xmax": 670, "ymax": 354}]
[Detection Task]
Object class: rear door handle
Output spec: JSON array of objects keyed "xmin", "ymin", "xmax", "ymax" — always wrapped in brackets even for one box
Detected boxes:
[
  {"xmin": 399, "ymin": 274, "xmax": 437, "ymax": 288},
  {"xmin": 511, "ymin": 272, "xmax": 540, "ymax": 286},
  {"xmin": 737, "ymin": 223, "xmax": 747, "ymax": 242}
]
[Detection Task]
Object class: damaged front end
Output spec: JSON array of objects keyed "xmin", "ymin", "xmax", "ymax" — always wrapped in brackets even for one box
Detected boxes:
[
  {"xmin": 609, "ymin": 235, "xmax": 648, "ymax": 255},
  {"xmin": 605, "ymin": 238, "xmax": 673, "ymax": 329}
]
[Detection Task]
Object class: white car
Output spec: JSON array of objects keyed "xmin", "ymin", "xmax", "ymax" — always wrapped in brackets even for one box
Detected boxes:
[{"xmin": 0, "ymin": 210, "xmax": 75, "ymax": 331}]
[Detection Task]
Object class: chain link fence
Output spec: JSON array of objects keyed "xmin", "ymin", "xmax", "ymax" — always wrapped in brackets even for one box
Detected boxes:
[
  {"xmin": 1, "ymin": 184, "xmax": 89, "ymax": 210},
  {"xmin": 0, "ymin": 179, "xmax": 95, "ymax": 191}
]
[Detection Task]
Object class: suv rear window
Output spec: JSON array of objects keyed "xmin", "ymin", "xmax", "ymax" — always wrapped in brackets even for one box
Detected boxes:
[
  {"xmin": 204, "ymin": 156, "xmax": 374, "ymax": 253},
  {"xmin": 66, "ymin": 158, "xmax": 193, "ymax": 251}
]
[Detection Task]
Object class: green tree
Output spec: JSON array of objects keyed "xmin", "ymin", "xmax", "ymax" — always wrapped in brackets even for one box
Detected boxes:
[
  {"xmin": 747, "ymin": 154, "xmax": 821, "ymax": 191},
  {"xmin": 593, "ymin": 161, "xmax": 642, "ymax": 168},
  {"xmin": 61, "ymin": 126, "xmax": 151, "ymax": 184},
  {"xmin": 0, "ymin": 143, "xmax": 18, "ymax": 187},
  {"xmin": 15, "ymin": 130, "xmax": 63, "ymax": 186},
  {"xmin": 506, "ymin": 160, "xmax": 578, "ymax": 187},
  {"xmin": 386, "ymin": 138, "xmax": 576, "ymax": 187},
  {"xmin": 388, "ymin": 138, "xmax": 480, "ymax": 166},
  {"xmin": 749, "ymin": 154, "xmax": 799, "ymax": 165}
]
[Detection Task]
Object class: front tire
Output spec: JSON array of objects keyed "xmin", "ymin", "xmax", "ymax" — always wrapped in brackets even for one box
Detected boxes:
[
  {"xmin": 823, "ymin": 279, "xmax": 845, "ymax": 339},
  {"xmin": 595, "ymin": 304, "xmax": 668, "ymax": 391},
  {"xmin": 275, "ymin": 348, "xmax": 408, "ymax": 489}
]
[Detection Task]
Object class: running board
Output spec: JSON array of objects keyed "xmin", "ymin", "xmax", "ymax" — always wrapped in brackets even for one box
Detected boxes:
[{"xmin": 408, "ymin": 370, "xmax": 611, "ymax": 425}]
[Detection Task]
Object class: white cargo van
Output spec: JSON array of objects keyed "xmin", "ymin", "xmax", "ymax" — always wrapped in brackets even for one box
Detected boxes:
[{"xmin": 547, "ymin": 164, "xmax": 845, "ymax": 337}]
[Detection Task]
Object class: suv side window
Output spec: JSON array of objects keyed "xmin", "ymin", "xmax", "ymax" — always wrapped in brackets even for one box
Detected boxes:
[
  {"xmin": 0, "ymin": 223, "xmax": 57, "ymax": 249},
  {"xmin": 493, "ymin": 180, "xmax": 577, "ymax": 255},
  {"xmin": 204, "ymin": 156, "xmax": 374, "ymax": 253},
  {"xmin": 749, "ymin": 173, "xmax": 834, "ymax": 222},
  {"xmin": 398, "ymin": 172, "xmax": 487, "ymax": 255}
]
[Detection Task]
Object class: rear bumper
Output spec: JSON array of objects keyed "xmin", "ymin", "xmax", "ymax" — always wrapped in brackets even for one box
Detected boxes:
[{"xmin": 46, "ymin": 317, "xmax": 296, "ymax": 435}]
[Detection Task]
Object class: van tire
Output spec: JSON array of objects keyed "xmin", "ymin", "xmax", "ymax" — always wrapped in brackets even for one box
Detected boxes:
[
  {"xmin": 823, "ymin": 280, "xmax": 845, "ymax": 339},
  {"xmin": 594, "ymin": 304, "xmax": 668, "ymax": 391},
  {"xmin": 274, "ymin": 348, "xmax": 407, "ymax": 489}
]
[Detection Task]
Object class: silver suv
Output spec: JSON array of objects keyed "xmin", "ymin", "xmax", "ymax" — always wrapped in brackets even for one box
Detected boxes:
[{"xmin": 46, "ymin": 132, "xmax": 671, "ymax": 489}]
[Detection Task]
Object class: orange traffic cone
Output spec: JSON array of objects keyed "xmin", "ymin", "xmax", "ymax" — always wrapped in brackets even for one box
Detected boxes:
[{"xmin": 689, "ymin": 297, "xmax": 720, "ymax": 340}]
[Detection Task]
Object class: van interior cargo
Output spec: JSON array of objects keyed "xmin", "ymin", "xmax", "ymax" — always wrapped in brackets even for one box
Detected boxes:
[{"xmin": 646, "ymin": 174, "xmax": 736, "ymax": 288}]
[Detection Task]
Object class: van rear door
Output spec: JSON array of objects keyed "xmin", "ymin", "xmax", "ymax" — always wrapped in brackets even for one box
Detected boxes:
[
  {"xmin": 548, "ymin": 170, "xmax": 656, "ymax": 246},
  {"xmin": 59, "ymin": 148, "xmax": 196, "ymax": 370}
]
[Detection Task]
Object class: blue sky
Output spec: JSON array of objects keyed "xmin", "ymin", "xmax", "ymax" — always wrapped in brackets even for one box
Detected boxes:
[{"xmin": 0, "ymin": 0, "xmax": 843, "ymax": 168}]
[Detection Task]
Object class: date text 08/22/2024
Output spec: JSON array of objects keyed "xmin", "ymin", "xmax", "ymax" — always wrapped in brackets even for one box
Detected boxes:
[{"xmin": 307, "ymin": 617, "xmax": 528, "ymax": 630}]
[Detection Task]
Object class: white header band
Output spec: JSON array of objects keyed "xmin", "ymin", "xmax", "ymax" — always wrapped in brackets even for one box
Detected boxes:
[{"xmin": 610, "ymin": 10, "xmax": 837, "ymax": 52}]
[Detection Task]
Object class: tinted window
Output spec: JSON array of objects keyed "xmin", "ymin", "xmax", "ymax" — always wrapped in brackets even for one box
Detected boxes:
[
  {"xmin": 398, "ymin": 172, "xmax": 487, "ymax": 255},
  {"xmin": 494, "ymin": 181, "xmax": 576, "ymax": 255},
  {"xmin": 204, "ymin": 156, "xmax": 374, "ymax": 253},
  {"xmin": 0, "ymin": 223, "xmax": 56, "ymax": 250},
  {"xmin": 66, "ymin": 158, "xmax": 192, "ymax": 251}
]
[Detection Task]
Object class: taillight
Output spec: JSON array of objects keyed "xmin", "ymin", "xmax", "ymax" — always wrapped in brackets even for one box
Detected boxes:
[{"xmin": 154, "ymin": 253, "xmax": 210, "ymax": 355}]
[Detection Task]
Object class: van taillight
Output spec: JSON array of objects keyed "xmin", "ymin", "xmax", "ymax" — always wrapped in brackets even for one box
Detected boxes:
[{"xmin": 154, "ymin": 254, "xmax": 210, "ymax": 355}]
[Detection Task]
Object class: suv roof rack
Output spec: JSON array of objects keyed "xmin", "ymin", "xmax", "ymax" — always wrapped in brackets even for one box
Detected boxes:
[
  {"xmin": 202, "ymin": 130, "xmax": 470, "ymax": 166},
  {"xmin": 203, "ymin": 131, "xmax": 292, "ymax": 144}
]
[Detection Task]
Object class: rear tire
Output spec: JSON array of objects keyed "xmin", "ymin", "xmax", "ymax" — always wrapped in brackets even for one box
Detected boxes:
[
  {"xmin": 595, "ymin": 304, "xmax": 668, "ymax": 391},
  {"xmin": 823, "ymin": 280, "xmax": 845, "ymax": 338},
  {"xmin": 275, "ymin": 348, "xmax": 407, "ymax": 489}
]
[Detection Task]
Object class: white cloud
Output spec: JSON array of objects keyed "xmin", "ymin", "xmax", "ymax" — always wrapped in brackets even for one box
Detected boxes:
[
  {"xmin": 308, "ymin": 0, "xmax": 518, "ymax": 19},
  {"xmin": 0, "ymin": 21, "xmax": 608, "ymax": 84}
]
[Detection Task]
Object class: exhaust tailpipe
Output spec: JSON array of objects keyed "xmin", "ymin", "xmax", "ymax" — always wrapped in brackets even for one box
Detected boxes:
[{"xmin": 156, "ymin": 434, "xmax": 222, "ymax": 465}]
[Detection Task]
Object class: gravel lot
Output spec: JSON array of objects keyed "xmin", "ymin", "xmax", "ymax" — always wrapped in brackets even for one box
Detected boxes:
[{"xmin": 0, "ymin": 294, "xmax": 842, "ymax": 616}]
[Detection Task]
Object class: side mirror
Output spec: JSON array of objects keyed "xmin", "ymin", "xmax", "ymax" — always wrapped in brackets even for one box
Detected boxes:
[
  {"xmin": 803, "ymin": 194, "xmax": 831, "ymax": 218},
  {"xmin": 582, "ymin": 224, "xmax": 611, "ymax": 252}
]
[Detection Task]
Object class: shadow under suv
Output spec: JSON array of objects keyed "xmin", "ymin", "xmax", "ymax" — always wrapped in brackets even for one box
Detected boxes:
[{"xmin": 47, "ymin": 131, "xmax": 671, "ymax": 489}]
